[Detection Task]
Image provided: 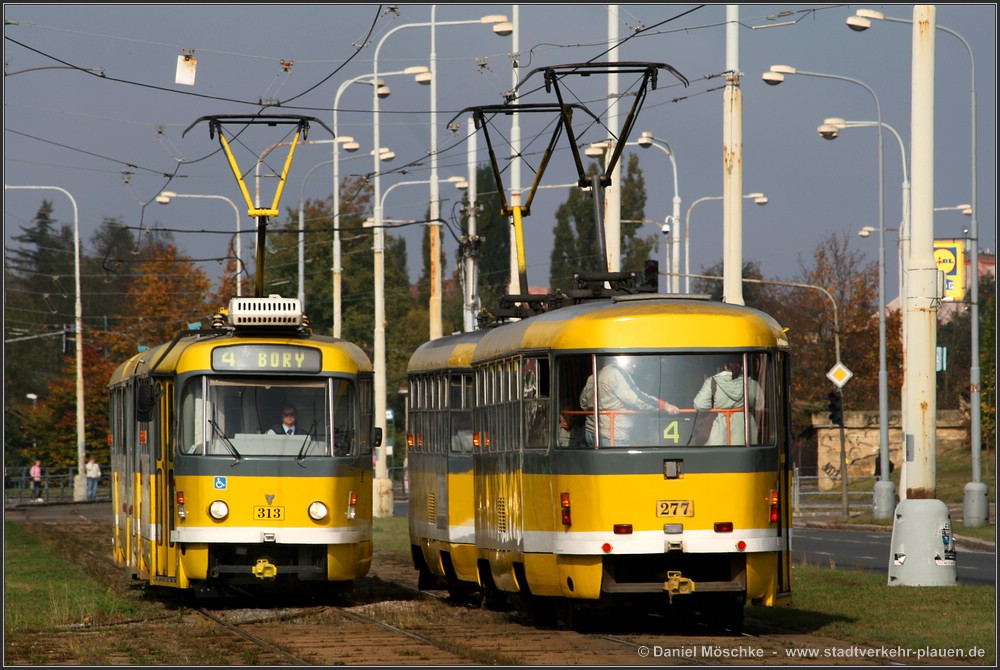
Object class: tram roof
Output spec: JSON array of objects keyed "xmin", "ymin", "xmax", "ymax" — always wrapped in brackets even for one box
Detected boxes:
[
  {"xmin": 109, "ymin": 331, "xmax": 372, "ymax": 386},
  {"xmin": 472, "ymin": 296, "xmax": 788, "ymax": 361},
  {"xmin": 407, "ymin": 329, "xmax": 488, "ymax": 373}
]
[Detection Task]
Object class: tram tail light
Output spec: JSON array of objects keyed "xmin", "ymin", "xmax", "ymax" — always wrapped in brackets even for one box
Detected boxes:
[
  {"xmin": 406, "ymin": 433, "xmax": 414, "ymax": 448},
  {"xmin": 714, "ymin": 521, "xmax": 734, "ymax": 533},
  {"xmin": 560, "ymin": 492, "xmax": 571, "ymax": 526},
  {"xmin": 347, "ymin": 490, "xmax": 358, "ymax": 520},
  {"xmin": 769, "ymin": 489, "xmax": 780, "ymax": 524},
  {"xmin": 613, "ymin": 524, "xmax": 633, "ymax": 535},
  {"xmin": 473, "ymin": 432, "xmax": 480, "ymax": 449}
]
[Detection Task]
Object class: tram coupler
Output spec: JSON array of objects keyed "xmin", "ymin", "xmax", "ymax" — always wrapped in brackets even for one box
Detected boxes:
[
  {"xmin": 663, "ymin": 570, "xmax": 695, "ymax": 601},
  {"xmin": 252, "ymin": 558, "xmax": 278, "ymax": 580}
]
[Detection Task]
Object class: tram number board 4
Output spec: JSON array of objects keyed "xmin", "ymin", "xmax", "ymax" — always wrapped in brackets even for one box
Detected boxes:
[
  {"xmin": 254, "ymin": 506, "xmax": 285, "ymax": 520},
  {"xmin": 212, "ymin": 345, "xmax": 321, "ymax": 372},
  {"xmin": 656, "ymin": 500, "xmax": 693, "ymax": 517}
]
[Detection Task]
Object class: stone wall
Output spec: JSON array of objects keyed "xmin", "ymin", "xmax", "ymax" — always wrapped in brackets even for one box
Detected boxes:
[{"xmin": 811, "ymin": 410, "xmax": 967, "ymax": 491}]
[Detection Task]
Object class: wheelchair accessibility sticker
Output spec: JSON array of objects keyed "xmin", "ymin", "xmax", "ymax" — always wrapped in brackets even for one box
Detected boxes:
[{"xmin": 214, "ymin": 476, "xmax": 227, "ymax": 490}]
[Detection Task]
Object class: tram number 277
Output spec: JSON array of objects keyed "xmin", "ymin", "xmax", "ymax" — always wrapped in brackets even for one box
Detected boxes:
[{"xmin": 656, "ymin": 500, "xmax": 694, "ymax": 517}]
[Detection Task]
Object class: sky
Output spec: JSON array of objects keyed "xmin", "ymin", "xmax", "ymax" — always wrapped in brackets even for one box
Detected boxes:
[{"xmin": 3, "ymin": 4, "xmax": 996, "ymax": 305}]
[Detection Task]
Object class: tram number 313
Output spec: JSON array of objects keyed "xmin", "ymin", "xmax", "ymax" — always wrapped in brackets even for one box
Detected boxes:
[{"xmin": 254, "ymin": 506, "xmax": 285, "ymax": 520}]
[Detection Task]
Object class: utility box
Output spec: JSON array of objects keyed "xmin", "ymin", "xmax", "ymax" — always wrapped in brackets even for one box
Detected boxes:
[{"xmin": 887, "ymin": 499, "xmax": 958, "ymax": 586}]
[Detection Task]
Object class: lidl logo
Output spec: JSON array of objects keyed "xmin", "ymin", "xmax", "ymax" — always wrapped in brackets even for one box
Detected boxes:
[{"xmin": 934, "ymin": 248, "xmax": 957, "ymax": 272}]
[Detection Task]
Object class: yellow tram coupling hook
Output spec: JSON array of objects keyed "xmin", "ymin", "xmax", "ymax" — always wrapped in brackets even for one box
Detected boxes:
[
  {"xmin": 663, "ymin": 570, "xmax": 695, "ymax": 600},
  {"xmin": 251, "ymin": 558, "xmax": 279, "ymax": 580}
]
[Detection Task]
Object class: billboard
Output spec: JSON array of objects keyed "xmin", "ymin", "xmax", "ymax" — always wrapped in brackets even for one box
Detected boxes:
[{"xmin": 933, "ymin": 239, "xmax": 966, "ymax": 301}]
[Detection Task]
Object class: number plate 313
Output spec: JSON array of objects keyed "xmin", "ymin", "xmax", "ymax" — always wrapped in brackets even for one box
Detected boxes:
[{"xmin": 254, "ymin": 506, "xmax": 285, "ymax": 520}]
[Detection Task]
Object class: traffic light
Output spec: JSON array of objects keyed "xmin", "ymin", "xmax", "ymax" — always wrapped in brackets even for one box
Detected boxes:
[
  {"xmin": 827, "ymin": 390, "xmax": 843, "ymax": 426},
  {"xmin": 643, "ymin": 259, "xmax": 659, "ymax": 289}
]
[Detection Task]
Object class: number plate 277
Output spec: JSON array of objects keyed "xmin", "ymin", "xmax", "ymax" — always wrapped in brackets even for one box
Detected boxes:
[{"xmin": 656, "ymin": 500, "xmax": 693, "ymax": 517}]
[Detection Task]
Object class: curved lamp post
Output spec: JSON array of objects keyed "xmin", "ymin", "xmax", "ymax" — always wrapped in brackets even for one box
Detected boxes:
[
  {"xmin": 4, "ymin": 184, "xmax": 86, "ymax": 502},
  {"xmin": 763, "ymin": 63, "xmax": 895, "ymax": 518},
  {"xmin": 331, "ymin": 68, "xmax": 426, "ymax": 337},
  {"xmin": 371, "ymin": 12, "xmax": 510, "ymax": 516},
  {"xmin": 684, "ymin": 193, "xmax": 767, "ymax": 285},
  {"xmin": 156, "ymin": 191, "xmax": 243, "ymax": 297},
  {"xmin": 846, "ymin": 7, "xmax": 985, "ymax": 526},
  {"xmin": 635, "ymin": 132, "xmax": 681, "ymax": 293}
]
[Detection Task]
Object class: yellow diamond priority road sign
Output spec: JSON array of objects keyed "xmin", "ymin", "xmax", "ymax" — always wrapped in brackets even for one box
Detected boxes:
[{"xmin": 826, "ymin": 362, "xmax": 853, "ymax": 388}]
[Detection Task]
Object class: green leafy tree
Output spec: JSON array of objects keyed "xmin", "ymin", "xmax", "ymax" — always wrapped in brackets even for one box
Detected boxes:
[
  {"xmin": 466, "ymin": 164, "xmax": 511, "ymax": 309},
  {"xmin": 549, "ymin": 156, "xmax": 653, "ymax": 292}
]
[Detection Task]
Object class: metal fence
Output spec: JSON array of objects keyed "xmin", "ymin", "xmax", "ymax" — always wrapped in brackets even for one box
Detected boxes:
[
  {"xmin": 792, "ymin": 466, "xmax": 876, "ymax": 514},
  {"xmin": 4, "ymin": 466, "xmax": 109, "ymax": 506}
]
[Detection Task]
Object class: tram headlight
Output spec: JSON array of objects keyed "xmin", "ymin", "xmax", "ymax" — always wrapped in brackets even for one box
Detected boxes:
[
  {"xmin": 208, "ymin": 500, "xmax": 229, "ymax": 520},
  {"xmin": 308, "ymin": 501, "xmax": 329, "ymax": 520}
]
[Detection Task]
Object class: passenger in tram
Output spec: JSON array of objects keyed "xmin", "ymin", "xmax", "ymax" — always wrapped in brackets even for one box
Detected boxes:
[
  {"xmin": 692, "ymin": 357, "xmax": 762, "ymax": 445},
  {"xmin": 579, "ymin": 356, "xmax": 679, "ymax": 447}
]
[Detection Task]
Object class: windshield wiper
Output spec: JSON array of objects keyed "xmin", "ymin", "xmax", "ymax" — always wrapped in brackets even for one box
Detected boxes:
[
  {"xmin": 296, "ymin": 419, "xmax": 318, "ymax": 465},
  {"xmin": 208, "ymin": 419, "xmax": 242, "ymax": 464}
]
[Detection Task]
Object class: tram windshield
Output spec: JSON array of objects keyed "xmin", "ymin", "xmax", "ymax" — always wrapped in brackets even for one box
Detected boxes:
[
  {"xmin": 557, "ymin": 352, "xmax": 774, "ymax": 449},
  {"xmin": 178, "ymin": 376, "xmax": 358, "ymax": 457}
]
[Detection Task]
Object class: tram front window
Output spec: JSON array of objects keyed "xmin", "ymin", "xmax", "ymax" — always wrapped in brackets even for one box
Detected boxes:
[
  {"xmin": 558, "ymin": 353, "xmax": 772, "ymax": 448},
  {"xmin": 179, "ymin": 377, "xmax": 358, "ymax": 457}
]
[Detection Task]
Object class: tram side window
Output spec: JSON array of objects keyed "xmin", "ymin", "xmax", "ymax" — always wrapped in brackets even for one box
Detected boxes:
[
  {"xmin": 450, "ymin": 373, "xmax": 473, "ymax": 453},
  {"xmin": 524, "ymin": 357, "xmax": 550, "ymax": 450}
]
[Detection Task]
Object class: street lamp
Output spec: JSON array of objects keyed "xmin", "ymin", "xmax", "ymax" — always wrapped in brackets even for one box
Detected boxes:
[
  {"xmin": 684, "ymin": 193, "xmax": 768, "ymax": 292},
  {"xmin": 4, "ymin": 184, "xmax": 86, "ymax": 502},
  {"xmin": 847, "ymin": 8, "xmax": 986, "ymax": 527},
  {"xmin": 762, "ymin": 64, "xmax": 895, "ymax": 517},
  {"xmin": 819, "ymin": 116, "xmax": 907, "ymax": 518},
  {"xmin": 588, "ymin": 136, "xmax": 679, "ymax": 293},
  {"xmin": 155, "ymin": 191, "xmax": 243, "ymax": 296},
  {"xmin": 371, "ymin": 11, "xmax": 510, "ymax": 517},
  {"xmin": 331, "ymin": 70, "xmax": 425, "ymax": 338},
  {"xmin": 635, "ymin": 132, "xmax": 681, "ymax": 293}
]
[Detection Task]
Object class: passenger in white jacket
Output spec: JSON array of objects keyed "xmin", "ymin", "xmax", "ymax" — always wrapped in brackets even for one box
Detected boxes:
[
  {"xmin": 580, "ymin": 356, "xmax": 679, "ymax": 447},
  {"xmin": 693, "ymin": 358, "xmax": 762, "ymax": 445}
]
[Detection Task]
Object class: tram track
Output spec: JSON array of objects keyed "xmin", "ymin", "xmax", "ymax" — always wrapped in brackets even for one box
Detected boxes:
[{"xmin": 8, "ymin": 506, "xmax": 982, "ymax": 666}]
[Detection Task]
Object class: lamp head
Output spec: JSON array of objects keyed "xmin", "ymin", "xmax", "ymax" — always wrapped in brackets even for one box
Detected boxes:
[
  {"xmin": 155, "ymin": 191, "xmax": 177, "ymax": 204},
  {"xmin": 818, "ymin": 124, "xmax": 840, "ymax": 140},
  {"xmin": 846, "ymin": 15, "xmax": 871, "ymax": 31},
  {"xmin": 376, "ymin": 85, "xmax": 391, "ymax": 99},
  {"xmin": 761, "ymin": 71, "xmax": 784, "ymax": 86},
  {"xmin": 415, "ymin": 72, "xmax": 432, "ymax": 85},
  {"xmin": 493, "ymin": 21, "xmax": 513, "ymax": 36},
  {"xmin": 753, "ymin": 197, "xmax": 769, "ymax": 206},
  {"xmin": 636, "ymin": 131, "xmax": 654, "ymax": 148}
]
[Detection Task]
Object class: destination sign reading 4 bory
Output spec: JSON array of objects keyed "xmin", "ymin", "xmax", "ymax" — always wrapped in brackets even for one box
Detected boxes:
[{"xmin": 212, "ymin": 345, "xmax": 322, "ymax": 372}]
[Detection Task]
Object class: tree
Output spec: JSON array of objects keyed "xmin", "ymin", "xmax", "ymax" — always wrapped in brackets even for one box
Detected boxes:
[
  {"xmin": 463, "ymin": 164, "xmax": 511, "ymax": 309},
  {"xmin": 548, "ymin": 155, "xmax": 654, "ymax": 292}
]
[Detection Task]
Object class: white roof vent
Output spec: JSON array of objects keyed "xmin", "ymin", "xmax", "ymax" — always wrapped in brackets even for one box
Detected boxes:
[{"xmin": 227, "ymin": 294, "xmax": 303, "ymax": 327}]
